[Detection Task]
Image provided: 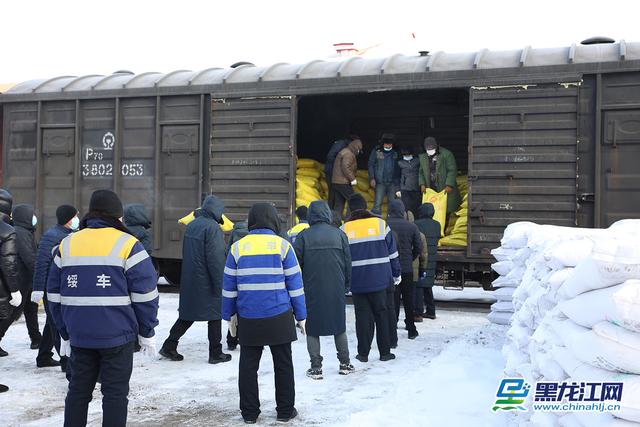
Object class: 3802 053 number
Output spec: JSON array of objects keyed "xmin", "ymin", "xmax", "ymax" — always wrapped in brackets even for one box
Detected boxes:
[{"xmin": 121, "ymin": 163, "xmax": 144, "ymax": 176}]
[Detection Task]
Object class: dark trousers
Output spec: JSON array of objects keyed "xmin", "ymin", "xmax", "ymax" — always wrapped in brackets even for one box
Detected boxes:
[
  {"xmin": 227, "ymin": 330, "xmax": 238, "ymax": 349},
  {"xmin": 386, "ymin": 286, "xmax": 398, "ymax": 347},
  {"xmin": 37, "ymin": 293, "xmax": 68, "ymax": 369},
  {"xmin": 415, "ymin": 287, "xmax": 436, "ymax": 317},
  {"xmin": 239, "ymin": 343, "xmax": 295, "ymax": 421},
  {"xmin": 401, "ymin": 190, "xmax": 421, "ymax": 218},
  {"xmin": 163, "ymin": 318, "xmax": 222, "ymax": 357},
  {"xmin": 394, "ymin": 274, "xmax": 416, "ymax": 335},
  {"xmin": 352, "ymin": 290, "xmax": 391, "ymax": 357},
  {"xmin": 64, "ymin": 341, "xmax": 134, "ymax": 427},
  {"xmin": 0, "ymin": 288, "xmax": 41, "ymax": 342},
  {"xmin": 331, "ymin": 184, "xmax": 355, "ymax": 220}
]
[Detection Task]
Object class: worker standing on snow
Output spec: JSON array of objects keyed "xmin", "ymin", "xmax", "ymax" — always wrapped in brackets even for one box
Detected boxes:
[
  {"xmin": 222, "ymin": 202, "xmax": 306, "ymax": 424},
  {"xmin": 413, "ymin": 203, "xmax": 441, "ymax": 320},
  {"xmin": 287, "ymin": 206, "xmax": 310, "ymax": 244},
  {"xmin": 47, "ymin": 189, "xmax": 159, "ymax": 426}
]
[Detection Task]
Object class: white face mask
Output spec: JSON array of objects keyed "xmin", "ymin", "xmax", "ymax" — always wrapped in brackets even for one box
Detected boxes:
[
  {"xmin": 403, "ymin": 155, "xmax": 413, "ymax": 161},
  {"xmin": 426, "ymin": 149, "xmax": 436, "ymax": 156},
  {"xmin": 32, "ymin": 215, "xmax": 38, "ymax": 227},
  {"xmin": 70, "ymin": 216, "xmax": 80, "ymax": 230}
]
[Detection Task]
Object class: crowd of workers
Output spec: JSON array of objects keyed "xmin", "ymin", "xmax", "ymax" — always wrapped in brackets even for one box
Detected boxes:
[{"xmin": 0, "ymin": 134, "xmax": 459, "ymax": 425}]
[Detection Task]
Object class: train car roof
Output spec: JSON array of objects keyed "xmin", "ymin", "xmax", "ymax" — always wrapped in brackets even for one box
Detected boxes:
[{"xmin": 4, "ymin": 41, "xmax": 640, "ymax": 96}]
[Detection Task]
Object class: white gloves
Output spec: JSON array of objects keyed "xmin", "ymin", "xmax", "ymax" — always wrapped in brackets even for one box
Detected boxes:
[
  {"xmin": 138, "ymin": 335, "xmax": 157, "ymax": 359},
  {"xmin": 31, "ymin": 291, "xmax": 44, "ymax": 304},
  {"xmin": 60, "ymin": 339, "xmax": 72, "ymax": 357},
  {"xmin": 9, "ymin": 291, "xmax": 21, "ymax": 307},
  {"xmin": 297, "ymin": 319, "xmax": 306, "ymax": 335},
  {"xmin": 395, "ymin": 191, "xmax": 401, "ymax": 198},
  {"xmin": 393, "ymin": 276, "xmax": 402, "ymax": 286},
  {"xmin": 350, "ymin": 179, "xmax": 358, "ymax": 186},
  {"xmin": 228, "ymin": 314, "xmax": 238, "ymax": 337}
]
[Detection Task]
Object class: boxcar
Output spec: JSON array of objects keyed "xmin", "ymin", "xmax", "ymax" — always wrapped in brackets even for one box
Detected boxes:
[{"xmin": 2, "ymin": 40, "xmax": 640, "ymax": 286}]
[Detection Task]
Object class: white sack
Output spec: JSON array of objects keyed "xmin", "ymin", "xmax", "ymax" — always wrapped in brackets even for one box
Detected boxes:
[
  {"xmin": 490, "ymin": 301, "xmax": 514, "ymax": 313},
  {"xmin": 491, "ymin": 260, "xmax": 513, "ymax": 276},
  {"xmin": 487, "ymin": 310, "xmax": 512, "ymax": 325},
  {"xmin": 558, "ymin": 285, "xmax": 622, "ymax": 328}
]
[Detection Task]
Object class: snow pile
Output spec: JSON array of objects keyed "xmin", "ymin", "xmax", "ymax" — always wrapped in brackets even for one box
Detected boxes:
[{"xmin": 495, "ymin": 220, "xmax": 640, "ymax": 426}]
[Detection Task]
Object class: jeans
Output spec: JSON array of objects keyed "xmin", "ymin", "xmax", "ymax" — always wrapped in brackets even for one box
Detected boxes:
[
  {"xmin": 394, "ymin": 273, "xmax": 417, "ymax": 334},
  {"xmin": 239, "ymin": 343, "xmax": 295, "ymax": 421},
  {"xmin": 351, "ymin": 290, "xmax": 391, "ymax": 357},
  {"xmin": 373, "ymin": 183, "xmax": 397, "ymax": 215},
  {"xmin": 163, "ymin": 318, "xmax": 223, "ymax": 357},
  {"xmin": 64, "ymin": 341, "xmax": 134, "ymax": 427},
  {"xmin": 306, "ymin": 333, "xmax": 350, "ymax": 369},
  {"xmin": 415, "ymin": 287, "xmax": 436, "ymax": 317}
]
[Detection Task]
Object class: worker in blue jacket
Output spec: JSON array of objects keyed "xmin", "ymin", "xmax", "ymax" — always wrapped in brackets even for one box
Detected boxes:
[
  {"xmin": 368, "ymin": 133, "xmax": 400, "ymax": 215},
  {"xmin": 31, "ymin": 204, "xmax": 78, "ymax": 371},
  {"xmin": 47, "ymin": 190, "xmax": 159, "ymax": 427},
  {"xmin": 222, "ymin": 202, "xmax": 306, "ymax": 424},
  {"xmin": 341, "ymin": 193, "xmax": 401, "ymax": 363}
]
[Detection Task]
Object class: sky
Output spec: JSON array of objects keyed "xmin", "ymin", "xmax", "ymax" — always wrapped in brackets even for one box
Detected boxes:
[{"xmin": 1, "ymin": 0, "xmax": 639, "ymax": 83}]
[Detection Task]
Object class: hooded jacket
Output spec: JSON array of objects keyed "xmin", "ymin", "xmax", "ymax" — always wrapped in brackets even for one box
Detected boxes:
[
  {"xmin": 225, "ymin": 220, "xmax": 249, "ymax": 255},
  {"xmin": 0, "ymin": 200, "xmax": 19, "ymax": 319},
  {"xmin": 332, "ymin": 139, "xmax": 362, "ymax": 185},
  {"xmin": 12, "ymin": 204, "xmax": 37, "ymax": 292},
  {"xmin": 293, "ymin": 201, "xmax": 351, "ymax": 336},
  {"xmin": 386, "ymin": 200, "xmax": 423, "ymax": 274},
  {"xmin": 223, "ymin": 203, "xmax": 306, "ymax": 346},
  {"xmin": 178, "ymin": 195, "xmax": 226, "ymax": 321},
  {"xmin": 124, "ymin": 204, "xmax": 152, "ymax": 255},
  {"xmin": 414, "ymin": 203, "xmax": 441, "ymax": 287}
]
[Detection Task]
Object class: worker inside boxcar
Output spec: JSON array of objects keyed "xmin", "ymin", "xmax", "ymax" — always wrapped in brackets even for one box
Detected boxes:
[
  {"xmin": 368, "ymin": 133, "xmax": 400, "ymax": 216},
  {"xmin": 418, "ymin": 137, "xmax": 462, "ymax": 219}
]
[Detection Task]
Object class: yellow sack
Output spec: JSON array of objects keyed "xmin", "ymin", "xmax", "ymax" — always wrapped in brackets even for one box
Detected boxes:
[
  {"xmin": 297, "ymin": 168, "xmax": 321, "ymax": 179},
  {"xmin": 297, "ymin": 159, "xmax": 321, "ymax": 170},
  {"xmin": 439, "ymin": 233, "xmax": 467, "ymax": 247},
  {"xmin": 178, "ymin": 211, "xmax": 234, "ymax": 232},
  {"xmin": 422, "ymin": 189, "xmax": 448, "ymax": 237},
  {"xmin": 356, "ymin": 169, "xmax": 369, "ymax": 178}
]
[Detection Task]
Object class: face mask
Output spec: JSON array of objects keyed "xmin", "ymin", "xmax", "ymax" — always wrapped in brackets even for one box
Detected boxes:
[
  {"xmin": 426, "ymin": 149, "xmax": 436, "ymax": 156},
  {"xmin": 403, "ymin": 155, "xmax": 413, "ymax": 161},
  {"xmin": 32, "ymin": 215, "xmax": 38, "ymax": 227},
  {"xmin": 383, "ymin": 146, "xmax": 392, "ymax": 152},
  {"xmin": 70, "ymin": 216, "xmax": 80, "ymax": 230}
]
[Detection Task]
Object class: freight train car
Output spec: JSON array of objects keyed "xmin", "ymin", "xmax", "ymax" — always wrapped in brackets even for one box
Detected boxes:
[{"xmin": 2, "ymin": 39, "xmax": 640, "ymax": 286}]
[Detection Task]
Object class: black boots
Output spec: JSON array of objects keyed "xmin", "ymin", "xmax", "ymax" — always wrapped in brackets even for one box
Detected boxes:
[
  {"xmin": 208, "ymin": 353, "xmax": 232, "ymax": 364},
  {"xmin": 159, "ymin": 347, "xmax": 184, "ymax": 361}
]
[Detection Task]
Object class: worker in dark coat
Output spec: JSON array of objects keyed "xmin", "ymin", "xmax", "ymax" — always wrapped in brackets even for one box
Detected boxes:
[
  {"xmin": 0, "ymin": 189, "xmax": 21, "ymax": 393},
  {"xmin": 160, "ymin": 195, "xmax": 231, "ymax": 364},
  {"xmin": 32, "ymin": 204, "xmax": 78, "ymax": 370},
  {"xmin": 293, "ymin": 201, "xmax": 354, "ymax": 380},
  {"xmin": 0, "ymin": 204, "xmax": 41, "ymax": 351},
  {"xmin": 124, "ymin": 204, "xmax": 152, "ymax": 255},
  {"xmin": 418, "ymin": 137, "xmax": 462, "ymax": 215},
  {"xmin": 386, "ymin": 200, "xmax": 422, "ymax": 340},
  {"xmin": 396, "ymin": 146, "xmax": 421, "ymax": 218},
  {"xmin": 413, "ymin": 203, "xmax": 440, "ymax": 319}
]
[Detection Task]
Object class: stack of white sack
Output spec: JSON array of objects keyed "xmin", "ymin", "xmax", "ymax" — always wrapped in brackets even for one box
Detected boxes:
[
  {"xmin": 486, "ymin": 222, "xmax": 537, "ymax": 325},
  {"xmin": 498, "ymin": 220, "xmax": 640, "ymax": 426}
]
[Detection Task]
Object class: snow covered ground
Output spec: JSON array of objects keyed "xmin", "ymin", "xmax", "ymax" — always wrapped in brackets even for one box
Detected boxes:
[{"xmin": 0, "ymin": 293, "xmax": 513, "ymax": 426}]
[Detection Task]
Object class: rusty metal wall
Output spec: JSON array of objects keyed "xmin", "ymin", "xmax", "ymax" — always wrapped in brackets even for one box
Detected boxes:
[
  {"xmin": 209, "ymin": 96, "xmax": 295, "ymax": 225},
  {"xmin": 468, "ymin": 84, "xmax": 579, "ymax": 257}
]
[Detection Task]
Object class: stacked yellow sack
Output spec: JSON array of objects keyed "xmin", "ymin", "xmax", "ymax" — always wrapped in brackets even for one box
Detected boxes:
[
  {"xmin": 439, "ymin": 175, "xmax": 468, "ymax": 247},
  {"xmin": 296, "ymin": 159, "xmax": 325, "ymax": 209}
]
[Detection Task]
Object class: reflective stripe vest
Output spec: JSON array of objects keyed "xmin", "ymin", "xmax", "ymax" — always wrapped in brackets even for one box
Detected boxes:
[
  {"xmin": 341, "ymin": 216, "xmax": 401, "ymax": 293},
  {"xmin": 287, "ymin": 222, "xmax": 310, "ymax": 244},
  {"xmin": 222, "ymin": 229, "xmax": 306, "ymax": 321},
  {"xmin": 46, "ymin": 219, "xmax": 159, "ymax": 348}
]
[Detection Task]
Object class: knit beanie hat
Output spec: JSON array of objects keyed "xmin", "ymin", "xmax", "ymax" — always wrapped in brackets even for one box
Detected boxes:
[
  {"xmin": 88, "ymin": 190, "xmax": 123, "ymax": 218},
  {"xmin": 56, "ymin": 205, "xmax": 78, "ymax": 225},
  {"xmin": 348, "ymin": 193, "xmax": 368, "ymax": 213}
]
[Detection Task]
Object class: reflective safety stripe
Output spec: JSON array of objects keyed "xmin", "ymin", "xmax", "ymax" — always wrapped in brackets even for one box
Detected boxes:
[
  {"xmin": 53, "ymin": 256, "xmax": 61, "ymax": 268},
  {"xmin": 236, "ymin": 267, "xmax": 284, "ymax": 276},
  {"xmin": 231, "ymin": 243, "xmax": 240, "ymax": 263},
  {"xmin": 237, "ymin": 282, "xmax": 286, "ymax": 291},
  {"xmin": 389, "ymin": 251, "xmax": 399, "ymax": 260},
  {"xmin": 280, "ymin": 239, "xmax": 289, "ymax": 260},
  {"xmin": 125, "ymin": 250, "xmax": 149, "ymax": 272},
  {"xmin": 222, "ymin": 289, "xmax": 238, "ymax": 298},
  {"xmin": 130, "ymin": 288, "xmax": 159, "ymax": 303},
  {"xmin": 384, "ymin": 223, "xmax": 391, "ymax": 237},
  {"xmin": 352, "ymin": 257, "xmax": 390, "ymax": 267},
  {"xmin": 283, "ymin": 265, "xmax": 300, "ymax": 276},
  {"xmin": 346, "ymin": 235, "xmax": 385, "ymax": 245},
  {"xmin": 47, "ymin": 292, "xmax": 61, "ymax": 303},
  {"xmin": 61, "ymin": 256, "xmax": 125, "ymax": 268},
  {"xmin": 110, "ymin": 234, "xmax": 135, "ymax": 258},
  {"xmin": 60, "ymin": 295, "xmax": 132, "ymax": 306},
  {"xmin": 288, "ymin": 288, "xmax": 304, "ymax": 297},
  {"xmin": 224, "ymin": 266, "xmax": 237, "ymax": 276}
]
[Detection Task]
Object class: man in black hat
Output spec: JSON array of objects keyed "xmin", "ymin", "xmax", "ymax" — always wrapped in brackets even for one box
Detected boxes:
[
  {"xmin": 418, "ymin": 136, "xmax": 462, "ymax": 216},
  {"xmin": 368, "ymin": 133, "xmax": 400, "ymax": 216},
  {"xmin": 47, "ymin": 189, "xmax": 159, "ymax": 426},
  {"xmin": 32, "ymin": 204, "xmax": 79, "ymax": 370}
]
